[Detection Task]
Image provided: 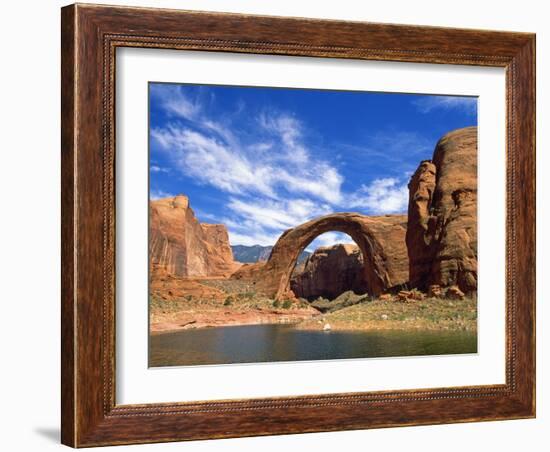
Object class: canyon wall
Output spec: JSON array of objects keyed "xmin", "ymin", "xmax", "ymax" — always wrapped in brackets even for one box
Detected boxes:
[
  {"xmin": 149, "ymin": 195, "xmax": 239, "ymax": 278},
  {"xmin": 406, "ymin": 126, "xmax": 478, "ymax": 294}
]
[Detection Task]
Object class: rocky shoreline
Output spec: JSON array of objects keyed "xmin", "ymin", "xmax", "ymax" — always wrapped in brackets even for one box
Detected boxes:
[
  {"xmin": 150, "ymin": 307, "xmax": 317, "ymax": 335},
  {"xmin": 150, "ymin": 282, "xmax": 477, "ymax": 335}
]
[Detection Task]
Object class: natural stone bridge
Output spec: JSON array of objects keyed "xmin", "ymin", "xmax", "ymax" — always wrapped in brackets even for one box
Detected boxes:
[
  {"xmin": 251, "ymin": 213, "xmax": 409, "ymax": 300},
  {"xmin": 230, "ymin": 127, "xmax": 478, "ymax": 299}
]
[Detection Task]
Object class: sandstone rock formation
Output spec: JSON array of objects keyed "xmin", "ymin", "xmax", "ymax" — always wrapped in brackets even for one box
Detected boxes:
[
  {"xmin": 235, "ymin": 213, "xmax": 409, "ymax": 300},
  {"xmin": 150, "ymin": 195, "xmax": 239, "ymax": 278},
  {"xmin": 201, "ymin": 224, "xmax": 239, "ymax": 276},
  {"xmin": 291, "ymin": 244, "xmax": 368, "ymax": 300},
  {"xmin": 230, "ymin": 262, "xmax": 266, "ymax": 281},
  {"xmin": 407, "ymin": 126, "xmax": 478, "ymax": 294},
  {"xmin": 406, "ymin": 160, "xmax": 437, "ymax": 285}
]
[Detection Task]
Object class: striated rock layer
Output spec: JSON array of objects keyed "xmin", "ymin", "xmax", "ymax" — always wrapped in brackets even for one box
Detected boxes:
[
  {"xmin": 149, "ymin": 195, "xmax": 239, "ymax": 278},
  {"xmin": 406, "ymin": 126, "xmax": 478, "ymax": 294},
  {"xmin": 291, "ymin": 244, "xmax": 368, "ymax": 300}
]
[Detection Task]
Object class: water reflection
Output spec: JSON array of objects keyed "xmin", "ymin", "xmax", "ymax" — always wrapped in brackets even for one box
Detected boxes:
[{"xmin": 149, "ymin": 324, "xmax": 477, "ymax": 367}]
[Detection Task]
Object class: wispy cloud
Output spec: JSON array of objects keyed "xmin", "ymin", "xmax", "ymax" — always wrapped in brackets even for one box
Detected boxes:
[
  {"xmin": 259, "ymin": 113, "xmax": 309, "ymax": 164},
  {"xmin": 368, "ymin": 130, "xmax": 433, "ymax": 157},
  {"xmin": 412, "ymin": 95, "xmax": 477, "ymax": 114},
  {"xmin": 228, "ymin": 197, "xmax": 331, "ymax": 230},
  {"xmin": 149, "ymin": 189, "xmax": 175, "ymax": 200},
  {"xmin": 151, "ymin": 93, "xmax": 344, "ymax": 204},
  {"xmin": 348, "ymin": 178, "xmax": 409, "ymax": 214},
  {"xmin": 307, "ymin": 232, "xmax": 355, "ymax": 252},
  {"xmin": 192, "ymin": 208, "xmax": 221, "ymax": 223},
  {"xmin": 223, "ymin": 197, "xmax": 332, "ymax": 246},
  {"xmin": 150, "ymin": 165, "xmax": 169, "ymax": 173},
  {"xmin": 335, "ymin": 130, "xmax": 434, "ymax": 181},
  {"xmin": 150, "ymin": 84, "xmax": 202, "ymax": 121},
  {"xmin": 340, "ymin": 131, "xmax": 433, "ymax": 163},
  {"xmin": 227, "ymin": 230, "xmax": 279, "ymax": 247},
  {"xmin": 150, "ymin": 85, "xmax": 420, "ymax": 248},
  {"xmin": 152, "ymin": 126, "xmax": 277, "ymax": 198}
]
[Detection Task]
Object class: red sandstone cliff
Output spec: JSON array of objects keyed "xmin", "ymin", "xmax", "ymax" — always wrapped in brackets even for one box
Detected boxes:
[
  {"xmin": 406, "ymin": 126, "xmax": 478, "ymax": 294},
  {"xmin": 149, "ymin": 195, "xmax": 239, "ymax": 278}
]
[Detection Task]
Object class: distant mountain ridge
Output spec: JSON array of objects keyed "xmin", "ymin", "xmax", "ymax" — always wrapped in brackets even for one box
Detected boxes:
[
  {"xmin": 232, "ymin": 245, "xmax": 311, "ymax": 264},
  {"xmin": 231, "ymin": 245, "xmax": 272, "ymax": 263}
]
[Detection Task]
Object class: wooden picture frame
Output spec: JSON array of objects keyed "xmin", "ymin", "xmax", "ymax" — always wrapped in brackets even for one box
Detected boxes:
[{"xmin": 61, "ymin": 3, "xmax": 535, "ymax": 447}]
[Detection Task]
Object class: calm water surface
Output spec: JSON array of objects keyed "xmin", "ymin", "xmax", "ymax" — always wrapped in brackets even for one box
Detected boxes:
[{"xmin": 149, "ymin": 324, "xmax": 477, "ymax": 367}]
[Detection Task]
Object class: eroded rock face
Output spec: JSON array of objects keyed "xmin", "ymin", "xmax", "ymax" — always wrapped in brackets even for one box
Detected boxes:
[
  {"xmin": 406, "ymin": 126, "xmax": 478, "ymax": 294},
  {"xmin": 150, "ymin": 195, "xmax": 239, "ymax": 278},
  {"xmin": 235, "ymin": 213, "xmax": 409, "ymax": 300},
  {"xmin": 201, "ymin": 224, "xmax": 240, "ymax": 277},
  {"xmin": 291, "ymin": 244, "xmax": 368, "ymax": 300},
  {"xmin": 406, "ymin": 160, "xmax": 437, "ymax": 285},
  {"xmin": 231, "ymin": 262, "xmax": 266, "ymax": 281}
]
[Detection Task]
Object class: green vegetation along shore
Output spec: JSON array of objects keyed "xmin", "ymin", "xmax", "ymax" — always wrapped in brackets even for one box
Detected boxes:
[
  {"xmin": 149, "ymin": 277, "xmax": 477, "ymax": 334},
  {"xmin": 295, "ymin": 295, "xmax": 477, "ymax": 332}
]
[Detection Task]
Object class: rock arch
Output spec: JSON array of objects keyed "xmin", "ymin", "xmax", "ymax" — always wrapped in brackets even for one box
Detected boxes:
[{"xmin": 254, "ymin": 213, "xmax": 409, "ymax": 300}]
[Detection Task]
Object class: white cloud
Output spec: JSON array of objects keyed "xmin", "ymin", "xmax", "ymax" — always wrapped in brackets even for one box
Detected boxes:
[
  {"xmin": 150, "ymin": 86, "xmax": 421, "ymax": 248},
  {"xmin": 224, "ymin": 197, "xmax": 332, "ymax": 247},
  {"xmin": 276, "ymin": 164, "xmax": 343, "ymax": 204},
  {"xmin": 306, "ymin": 232, "xmax": 355, "ymax": 252},
  {"xmin": 224, "ymin": 180, "xmax": 408, "ymax": 247},
  {"xmin": 348, "ymin": 178, "xmax": 408, "ymax": 214},
  {"xmin": 227, "ymin": 230, "xmax": 280, "ymax": 247},
  {"xmin": 149, "ymin": 189, "xmax": 175, "ymax": 200},
  {"xmin": 259, "ymin": 113, "xmax": 309, "ymax": 164},
  {"xmin": 227, "ymin": 199, "xmax": 296, "ymax": 231},
  {"xmin": 150, "ymin": 165, "xmax": 169, "ymax": 173},
  {"xmin": 152, "ymin": 127, "xmax": 276, "ymax": 197},
  {"xmin": 228, "ymin": 197, "xmax": 331, "ymax": 230},
  {"xmin": 151, "ymin": 111, "xmax": 344, "ymax": 204},
  {"xmin": 192, "ymin": 208, "xmax": 220, "ymax": 223},
  {"xmin": 413, "ymin": 96, "xmax": 477, "ymax": 114},
  {"xmin": 150, "ymin": 84, "xmax": 201, "ymax": 120}
]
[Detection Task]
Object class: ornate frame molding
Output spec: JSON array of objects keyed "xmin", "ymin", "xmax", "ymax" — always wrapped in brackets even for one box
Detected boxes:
[{"xmin": 61, "ymin": 4, "xmax": 535, "ymax": 447}]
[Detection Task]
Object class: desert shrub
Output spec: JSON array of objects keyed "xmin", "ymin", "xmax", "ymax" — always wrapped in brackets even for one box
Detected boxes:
[
  {"xmin": 272, "ymin": 300, "xmax": 281, "ymax": 308},
  {"xmin": 282, "ymin": 300, "xmax": 292, "ymax": 309},
  {"xmin": 223, "ymin": 296, "xmax": 234, "ymax": 306}
]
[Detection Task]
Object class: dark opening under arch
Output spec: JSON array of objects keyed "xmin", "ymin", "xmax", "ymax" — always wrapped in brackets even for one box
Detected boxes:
[{"xmin": 290, "ymin": 232, "xmax": 368, "ymax": 300}]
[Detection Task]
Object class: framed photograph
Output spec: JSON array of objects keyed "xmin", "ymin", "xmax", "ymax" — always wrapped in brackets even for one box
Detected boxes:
[{"xmin": 61, "ymin": 3, "xmax": 535, "ymax": 447}]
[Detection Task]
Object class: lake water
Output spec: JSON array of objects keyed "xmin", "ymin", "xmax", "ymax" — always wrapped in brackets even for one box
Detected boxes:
[{"xmin": 149, "ymin": 323, "xmax": 477, "ymax": 367}]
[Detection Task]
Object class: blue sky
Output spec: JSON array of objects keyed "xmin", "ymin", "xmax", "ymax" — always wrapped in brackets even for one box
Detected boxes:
[{"xmin": 149, "ymin": 83, "xmax": 476, "ymax": 250}]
